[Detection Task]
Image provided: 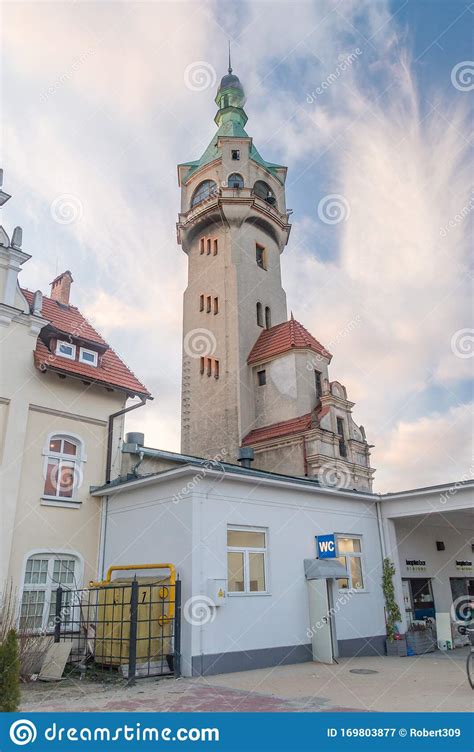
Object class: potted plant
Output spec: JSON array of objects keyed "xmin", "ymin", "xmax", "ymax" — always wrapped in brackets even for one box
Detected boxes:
[
  {"xmin": 406, "ymin": 621, "xmax": 435, "ymax": 654},
  {"xmin": 382, "ymin": 558, "xmax": 406, "ymax": 656}
]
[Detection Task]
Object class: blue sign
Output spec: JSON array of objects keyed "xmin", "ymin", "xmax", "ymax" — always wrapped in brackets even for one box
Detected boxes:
[{"xmin": 317, "ymin": 533, "xmax": 337, "ymax": 558}]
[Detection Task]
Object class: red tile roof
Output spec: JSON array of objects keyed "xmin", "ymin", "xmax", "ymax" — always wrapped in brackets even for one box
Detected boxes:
[
  {"xmin": 242, "ymin": 413, "xmax": 312, "ymax": 446},
  {"xmin": 22, "ymin": 290, "xmax": 151, "ymax": 398},
  {"xmin": 248, "ymin": 317, "xmax": 332, "ymax": 365}
]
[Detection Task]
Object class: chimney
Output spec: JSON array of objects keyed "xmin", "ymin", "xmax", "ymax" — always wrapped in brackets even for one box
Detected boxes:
[
  {"xmin": 238, "ymin": 447, "xmax": 254, "ymax": 469},
  {"xmin": 50, "ymin": 270, "xmax": 73, "ymax": 305}
]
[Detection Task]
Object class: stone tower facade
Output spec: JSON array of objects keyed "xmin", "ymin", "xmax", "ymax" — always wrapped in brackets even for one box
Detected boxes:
[
  {"xmin": 177, "ymin": 64, "xmax": 291, "ymax": 462},
  {"xmin": 178, "ymin": 65, "xmax": 375, "ymax": 491}
]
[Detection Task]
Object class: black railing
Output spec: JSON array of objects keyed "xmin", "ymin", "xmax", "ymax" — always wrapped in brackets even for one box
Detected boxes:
[{"xmin": 53, "ymin": 576, "xmax": 181, "ymax": 682}]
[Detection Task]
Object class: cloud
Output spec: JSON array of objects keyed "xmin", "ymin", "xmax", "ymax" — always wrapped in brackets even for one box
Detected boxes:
[{"xmin": 1, "ymin": 1, "xmax": 472, "ymax": 491}]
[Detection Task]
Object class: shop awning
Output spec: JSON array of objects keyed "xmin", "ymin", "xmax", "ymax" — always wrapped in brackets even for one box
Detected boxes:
[{"xmin": 304, "ymin": 558, "xmax": 348, "ymax": 580}]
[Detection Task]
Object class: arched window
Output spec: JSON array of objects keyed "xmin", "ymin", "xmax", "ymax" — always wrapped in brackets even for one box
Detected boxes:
[
  {"xmin": 43, "ymin": 434, "xmax": 83, "ymax": 501},
  {"xmin": 265, "ymin": 306, "xmax": 271, "ymax": 329},
  {"xmin": 256, "ymin": 302, "xmax": 263, "ymax": 327},
  {"xmin": 254, "ymin": 180, "xmax": 276, "ymax": 205},
  {"xmin": 20, "ymin": 552, "xmax": 80, "ymax": 632},
  {"xmin": 191, "ymin": 180, "xmax": 218, "ymax": 208},
  {"xmin": 228, "ymin": 173, "xmax": 244, "ymax": 189}
]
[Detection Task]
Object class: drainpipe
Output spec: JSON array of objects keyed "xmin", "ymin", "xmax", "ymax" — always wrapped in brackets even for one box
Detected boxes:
[
  {"xmin": 376, "ymin": 499, "xmax": 387, "ymax": 560},
  {"xmin": 105, "ymin": 396, "xmax": 148, "ymax": 484}
]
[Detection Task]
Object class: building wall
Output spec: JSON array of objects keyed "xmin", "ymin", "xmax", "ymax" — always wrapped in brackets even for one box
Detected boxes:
[
  {"xmin": 100, "ymin": 472, "xmax": 386, "ymax": 676},
  {"xmin": 0, "ymin": 314, "xmax": 126, "ymax": 593}
]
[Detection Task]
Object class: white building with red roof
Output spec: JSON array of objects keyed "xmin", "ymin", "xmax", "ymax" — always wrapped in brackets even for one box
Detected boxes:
[{"xmin": 0, "ymin": 174, "xmax": 150, "ymax": 616}]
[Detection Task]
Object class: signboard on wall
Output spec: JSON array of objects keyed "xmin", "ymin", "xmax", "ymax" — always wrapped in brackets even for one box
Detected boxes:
[
  {"xmin": 455, "ymin": 560, "xmax": 472, "ymax": 571},
  {"xmin": 405, "ymin": 559, "xmax": 427, "ymax": 572},
  {"xmin": 316, "ymin": 534, "xmax": 337, "ymax": 559}
]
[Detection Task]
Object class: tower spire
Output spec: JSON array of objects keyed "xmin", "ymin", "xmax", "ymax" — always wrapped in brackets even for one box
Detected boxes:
[{"xmin": 228, "ymin": 40, "xmax": 232, "ymax": 74}]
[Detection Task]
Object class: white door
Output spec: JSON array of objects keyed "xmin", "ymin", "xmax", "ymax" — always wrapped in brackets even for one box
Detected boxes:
[{"xmin": 307, "ymin": 578, "xmax": 334, "ymax": 664}]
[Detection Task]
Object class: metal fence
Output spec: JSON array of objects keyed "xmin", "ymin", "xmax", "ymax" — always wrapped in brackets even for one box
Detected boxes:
[{"xmin": 53, "ymin": 578, "xmax": 181, "ymax": 682}]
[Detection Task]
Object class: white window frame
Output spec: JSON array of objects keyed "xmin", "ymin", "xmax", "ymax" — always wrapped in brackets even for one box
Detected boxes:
[
  {"xmin": 18, "ymin": 551, "xmax": 82, "ymax": 634},
  {"xmin": 335, "ymin": 534, "xmax": 366, "ymax": 593},
  {"xmin": 227, "ymin": 525, "xmax": 269, "ymax": 596},
  {"xmin": 55, "ymin": 340, "xmax": 76, "ymax": 360},
  {"xmin": 42, "ymin": 432, "xmax": 86, "ymax": 505},
  {"xmin": 79, "ymin": 347, "xmax": 98, "ymax": 367}
]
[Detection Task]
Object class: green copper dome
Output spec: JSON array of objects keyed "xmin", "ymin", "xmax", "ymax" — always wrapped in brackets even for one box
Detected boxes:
[{"xmin": 179, "ymin": 61, "xmax": 285, "ymax": 185}]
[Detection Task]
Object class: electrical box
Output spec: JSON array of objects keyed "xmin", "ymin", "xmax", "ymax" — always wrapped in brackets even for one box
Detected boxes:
[{"xmin": 207, "ymin": 579, "xmax": 227, "ymax": 606}]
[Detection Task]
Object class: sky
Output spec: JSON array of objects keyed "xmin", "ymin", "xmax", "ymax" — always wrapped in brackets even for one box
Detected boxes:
[{"xmin": 1, "ymin": 0, "xmax": 473, "ymax": 493}]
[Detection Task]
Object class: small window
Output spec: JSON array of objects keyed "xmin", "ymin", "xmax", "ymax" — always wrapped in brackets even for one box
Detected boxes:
[
  {"xmin": 213, "ymin": 239, "xmax": 218, "ymax": 255},
  {"xmin": 231, "ymin": 149, "xmax": 240, "ymax": 160},
  {"xmin": 200, "ymin": 294, "xmax": 204, "ymax": 312},
  {"xmin": 256, "ymin": 302, "xmax": 263, "ymax": 327},
  {"xmin": 315, "ymin": 370, "xmax": 322, "ymax": 400},
  {"xmin": 227, "ymin": 527, "xmax": 267, "ymax": 594},
  {"xmin": 336, "ymin": 537, "xmax": 364, "ymax": 591},
  {"xmin": 265, "ymin": 306, "xmax": 271, "ymax": 329},
  {"xmin": 337, "ymin": 417, "xmax": 347, "ymax": 458},
  {"xmin": 207, "ymin": 238, "xmax": 211, "ymax": 255},
  {"xmin": 43, "ymin": 434, "xmax": 82, "ymax": 500},
  {"xmin": 254, "ymin": 180, "xmax": 275, "ymax": 205},
  {"xmin": 56, "ymin": 340, "xmax": 76, "ymax": 360},
  {"xmin": 206, "ymin": 296, "xmax": 212, "ymax": 313},
  {"xmin": 200, "ymin": 238, "xmax": 205, "ymax": 254},
  {"xmin": 214, "ymin": 359, "xmax": 219, "ymax": 379},
  {"xmin": 79, "ymin": 348, "xmax": 98, "ymax": 367},
  {"xmin": 228, "ymin": 173, "xmax": 244, "ymax": 189},
  {"xmin": 20, "ymin": 554, "xmax": 78, "ymax": 632},
  {"xmin": 191, "ymin": 180, "xmax": 217, "ymax": 208},
  {"xmin": 213, "ymin": 297, "xmax": 219, "ymax": 315},
  {"xmin": 200, "ymin": 357, "xmax": 205, "ymax": 374},
  {"xmin": 256, "ymin": 244, "xmax": 266, "ymax": 270},
  {"xmin": 207, "ymin": 358, "xmax": 212, "ymax": 377},
  {"xmin": 257, "ymin": 370, "xmax": 266, "ymax": 386}
]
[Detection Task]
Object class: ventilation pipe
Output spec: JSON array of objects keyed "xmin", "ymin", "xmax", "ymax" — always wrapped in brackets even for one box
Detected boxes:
[{"xmin": 238, "ymin": 447, "xmax": 254, "ymax": 469}]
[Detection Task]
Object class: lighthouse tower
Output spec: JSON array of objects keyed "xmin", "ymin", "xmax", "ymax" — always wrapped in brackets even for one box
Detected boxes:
[
  {"xmin": 177, "ymin": 61, "xmax": 374, "ymax": 491},
  {"xmin": 177, "ymin": 62, "xmax": 291, "ymax": 462}
]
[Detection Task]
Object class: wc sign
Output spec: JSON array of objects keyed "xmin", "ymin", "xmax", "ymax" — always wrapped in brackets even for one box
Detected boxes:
[{"xmin": 317, "ymin": 534, "xmax": 337, "ymax": 559}]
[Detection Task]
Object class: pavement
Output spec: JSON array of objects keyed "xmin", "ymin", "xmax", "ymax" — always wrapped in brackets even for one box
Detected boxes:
[{"xmin": 20, "ymin": 649, "xmax": 472, "ymax": 713}]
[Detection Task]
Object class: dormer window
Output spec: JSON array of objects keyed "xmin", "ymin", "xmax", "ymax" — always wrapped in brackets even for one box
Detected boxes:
[
  {"xmin": 56, "ymin": 341, "xmax": 76, "ymax": 360},
  {"xmin": 79, "ymin": 347, "xmax": 98, "ymax": 367}
]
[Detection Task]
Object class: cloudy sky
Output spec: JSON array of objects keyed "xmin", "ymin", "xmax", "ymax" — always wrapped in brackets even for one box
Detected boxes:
[{"xmin": 2, "ymin": 0, "xmax": 473, "ymax": 493}]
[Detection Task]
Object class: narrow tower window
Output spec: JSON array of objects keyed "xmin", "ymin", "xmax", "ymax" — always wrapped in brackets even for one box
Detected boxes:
[
  {"xmin": 214, "ymin": 359, "xmax": 220, "ymax": 379},
  {"xmin": 207, "ymin": 358, "xmax": 212, "ymax": 377},
  {"xmin": 207, "ymin": 238, "xmax": 211, "ymax": 255},
  {"xmin": 256, "ymin": 244, "xmax": 266, "ymax": 270},
  {"xmin": 200, "ymin": 294, "xmax": 204, "ymax": 312},
  {"xmin": 256, "ymin": 302, "xmax": 263, "ymax": 327},
  {"xmin": 265, "ymin": 306, "xmax": 271, "ymax": 329},
  {"xmin": 337, "ymin": 417, "xmax": 347, "ymax": 458},
  {"xmin": 200, "ymin": 357, "xmax": 205, "ymax": 374},
  {"xmin": 315, "ymin": 370, "xmax": 322, "ymax": 400},
  {"xmin": 200, "ymin": 238, "xmax": 205, "ymax": 254},
  {"xmin": 257, "ymin": 370, "xmax": 266, "ymax": 386},
  {"xmin": 213, "ymin": 239, "xmax": 218, "ymax": 255},
  {"xmin": 206, "ymin": 296, "xmax": 212, "ymax": 313},
  {"xmin": 214, "ymin": 297, "xmax": 219, "ymax": 315}
]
